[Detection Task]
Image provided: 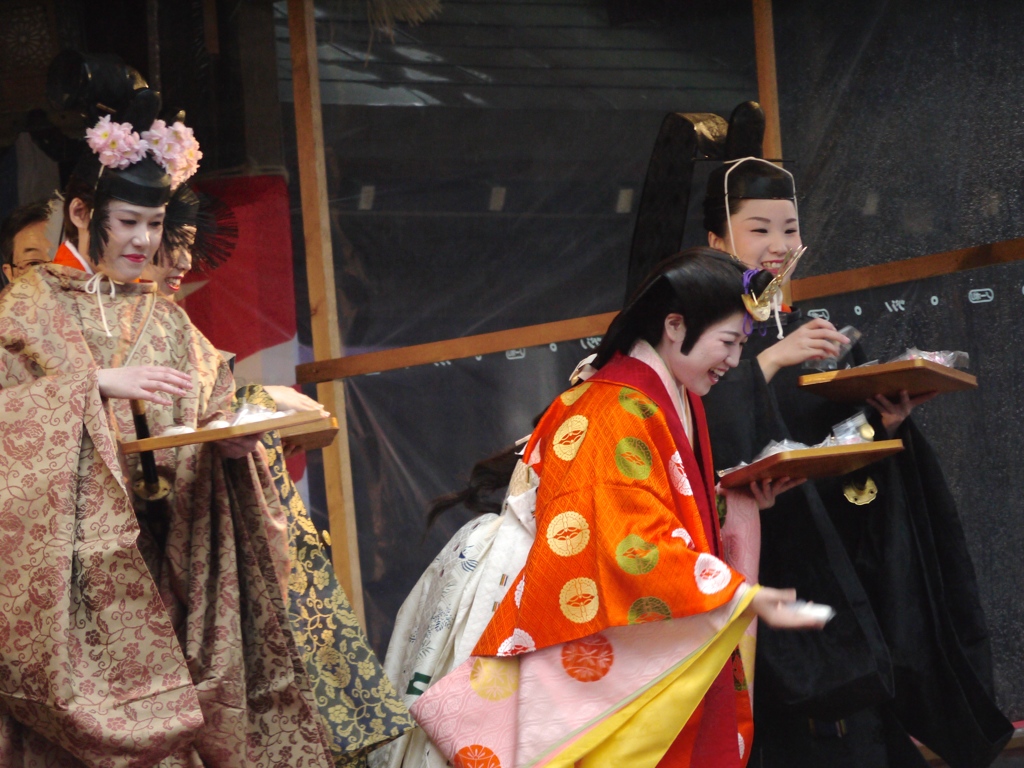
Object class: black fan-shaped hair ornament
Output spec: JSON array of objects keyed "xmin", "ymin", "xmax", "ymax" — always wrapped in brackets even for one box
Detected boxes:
[{"xmin": 161, "ymin": 184, "xmax": 238, "ymax": 273}]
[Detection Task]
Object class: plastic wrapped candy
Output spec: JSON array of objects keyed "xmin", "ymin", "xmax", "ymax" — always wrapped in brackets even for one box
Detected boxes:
[
  {"xmin": 824, "ymin": 410, "xmax": 875, "ymax": 445},
  {"xmin": 802, "ymin": 325, "xmax": 864, "ymax": 372},
  {"xmin": 888, "ymin": 347, "xmax": 970, "ymax": 369},
  {"xmin": 200, "ymin": 402, "xmax": 292, "ymax": 431},
  {"xmin": 718, "ymin": 412, "xmax": 874, "ymax": 477}
]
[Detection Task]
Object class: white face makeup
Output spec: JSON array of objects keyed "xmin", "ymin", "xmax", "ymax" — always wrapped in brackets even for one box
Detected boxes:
[
  {"xmin": 708, "ymin": 198, "xmax": 801, "ymax": 274},
  {"xmin": 95, "ymin": 200, "xmax": 166, "ymax": 283},
  {"xmin": 656, "ymin": 312, "xmax": 748, "ymax": 396},
  {"xmin": 143, "ymin": 243, "xmax": 193, "ymax": 298}
]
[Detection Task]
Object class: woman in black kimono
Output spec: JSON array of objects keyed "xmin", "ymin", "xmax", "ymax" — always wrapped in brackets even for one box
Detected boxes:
[{"xmin": 700, "ymin": 157, "xmax": 1012, "ymax": 768}]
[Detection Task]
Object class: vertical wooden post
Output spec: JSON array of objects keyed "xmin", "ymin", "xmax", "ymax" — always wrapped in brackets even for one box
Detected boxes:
[
  {"xmin": 752, "ymin": 0, "xmax": 782, "ymax": 161},
  {"xmin": 287, "ymin": 0, "xmax": 365, "ymax": 622},
  {"xmin": 203, "ymin": 0, "xmax": 221, "ymax": 55},
  {"xmin": 146, "ymin": 0, "xmax": 161, "ymax": 91},
  {"xmin": 752, "ymin": 0, "xmax": 792, "ymax": 300}
]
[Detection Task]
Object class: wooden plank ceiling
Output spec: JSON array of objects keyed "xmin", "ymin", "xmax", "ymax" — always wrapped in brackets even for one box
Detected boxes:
[{"xmin": 273, "ymin": 0, "xmax": 755, "ymax": 112}]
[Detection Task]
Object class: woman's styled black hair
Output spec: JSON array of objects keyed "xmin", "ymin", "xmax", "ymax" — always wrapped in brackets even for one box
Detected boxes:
[
  {"xmin": 426, "ymin": 445, "xmax": 521, "ymax": 527},
  {"xmin": 155, "ymin": 184, "xmax": 237, "ymax": 273},
  {"xmin": 593, "ymin": 247, "xmax": 770, "ymax": 367},
  {"xmin": 427, "ymin": 248, "xmax": 772, "ymax": 526},
  {"xmin": 57, "ymin": 58, "xmax": 170, "ymax": 265},
  {"xmin": 62, "ymin": 155, "xmax": 170, "ymax": 265},
  {"xmin": 702, "ymin": 158, "xmax": 796, "ymax": 238},
  {"xmin": 62, "ymin": 172, "xmax": 106, "ymax": 263}
]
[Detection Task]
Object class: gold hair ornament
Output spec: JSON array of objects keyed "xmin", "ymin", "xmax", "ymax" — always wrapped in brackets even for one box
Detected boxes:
[{"xmin": 741, "ymin": 245, "xmax": 807, "ymax": 337}]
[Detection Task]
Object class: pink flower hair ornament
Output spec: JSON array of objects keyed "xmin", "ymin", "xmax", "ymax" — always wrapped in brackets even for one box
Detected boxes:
[
  {"xmin": 86, "ymin": 115, "xmax": 202, "ymax": 188},
  {"xmin": 85, "ymin": 115, "xmax": 146, "ymax": 170},
  {"xmin": 142, "ymin": 120, "xmax": 203, "ymax": 189}
]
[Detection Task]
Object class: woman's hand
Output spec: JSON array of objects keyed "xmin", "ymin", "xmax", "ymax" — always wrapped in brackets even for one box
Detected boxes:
[
  {"xmin": 748, "ymin": 476, "xmax": 806, "ymax": 510},
  {"xmin": 263, "ymin": 384, "xmax": 329, "ymax": 417},
  {"xmin": 749, "ymin": 586, "xmax": 829, "ymax": 629},
  {"xmin": 867, "ymin": 389, "xmax": 938, "ymax": 436},
  {"xmin": 97, "ymin": 366, "xmax": 192, "ymax": 406},
  {"xmin": 215, "ymin": 433, "xmax": 263, "ymax": 459},
  {"xmin": 757, "ymin": 319, "xmax": 849, "ymax": 383}
]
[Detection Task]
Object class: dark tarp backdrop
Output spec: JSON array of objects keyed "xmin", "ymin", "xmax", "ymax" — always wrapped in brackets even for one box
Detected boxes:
[
  {"xmin": 766, "ymin": 0, "xmax": 1024, "ymax": 722},
  {"xmin": 277, "ymin": 0, "xmax": 761, "ymax": 647},
  {"xmin": 276, "ymin": 0, "xmax": 1024, "ymax": 722}
]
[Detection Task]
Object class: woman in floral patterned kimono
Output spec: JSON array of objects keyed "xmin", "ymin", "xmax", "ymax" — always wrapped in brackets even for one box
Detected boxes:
[
  {"xmin": 0, "ymin": 102, "xmax": 335, "ymax": 766},
  {"xmin": 404, "ymin": 248, "xmax": 826, "ymax": 768},
  {"xmin": 143, "ymin": 188, "xmax": 414, "ymax": 766}
]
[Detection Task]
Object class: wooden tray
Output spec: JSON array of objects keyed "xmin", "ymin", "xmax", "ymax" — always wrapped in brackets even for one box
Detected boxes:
[
  {"xmin": 798, "ymin": 359, "xmax": 977, "ymax": 403},
  {"xmin": 279, "ymin": 416, "xmax": 339, "ymax": 452},
  {"xmin": 718, "ymin": 439, "xmax": 904, "ymax": 489},
  {"xmin": 120, "ymin": 410, "xmax": 323, "ymax": 454}
]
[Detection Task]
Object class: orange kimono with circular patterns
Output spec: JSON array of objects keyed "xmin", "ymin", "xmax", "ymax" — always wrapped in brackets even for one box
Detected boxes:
[{"xmin": 473, "ymin": 352, "xmax": 753, "ymax": 766}]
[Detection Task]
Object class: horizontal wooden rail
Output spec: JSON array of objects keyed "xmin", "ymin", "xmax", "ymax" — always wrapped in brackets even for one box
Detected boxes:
[
  {"xmin": 791, "ymin": 236, "xmax": 1024, "ymax": 301},
  {"xmin": 297, "ymin": 236, "xmax": 1024, "ymax": 384},
  {"xmin": 296, "ymin": 311, "xmax": 618, "ymax": 384}
]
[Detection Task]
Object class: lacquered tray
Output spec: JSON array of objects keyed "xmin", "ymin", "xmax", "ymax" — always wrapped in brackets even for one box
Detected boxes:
[
  {"xmin": 718, "ymin": 440, "xmax": 904, "ymax": 489},
  {"xmin": 798, "ymin": 359, "xmax": 976, "ymax": 403},
  {"xmin": 278, "ymin": 416, "xmax": 339, "ymax": 452},
  {"xmin": 120, "ymin": 410, "xmax": 323, "ymax": 454}
]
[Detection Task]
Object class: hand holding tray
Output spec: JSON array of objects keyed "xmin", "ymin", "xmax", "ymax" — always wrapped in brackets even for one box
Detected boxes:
[
  {"xmin": 798, "ymin": 359, "xmax": 976, "ymax": 403},
  {"xmin": 120, "ymin": 410, "xmax": 324, "ymax": 454},
  {"xmin": 279, "ymin": 416, "xmax": 339, "ymax": 452},
  {"xmin": 718, "ymin": 440, "xmax": 904, "ymax": 489}
]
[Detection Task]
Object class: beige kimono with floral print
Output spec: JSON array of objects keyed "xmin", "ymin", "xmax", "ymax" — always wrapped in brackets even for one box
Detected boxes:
[{"xmin": 0, "ymin": 264, "xmax": 333, "ymax": 767}]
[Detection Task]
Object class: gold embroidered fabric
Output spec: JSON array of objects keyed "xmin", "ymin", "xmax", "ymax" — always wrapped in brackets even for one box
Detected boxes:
[
  {"xmin": 0, "ymin": 266, "xmax": 334, "ymax": 767},
  {"xmin": 238, "ymin": 385, "xmax": 414, "ymax": 766}
]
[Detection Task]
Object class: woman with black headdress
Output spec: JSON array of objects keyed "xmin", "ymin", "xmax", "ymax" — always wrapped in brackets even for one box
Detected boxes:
[
  {"xmin": 0, "ymin": 85, "xmax": 336, "ymax": 766},
  {"xmin": 700, "ymin": 157, "xmax": 1012, "ymax": 768},
  {"xmin": 142, "ymin": 185, "xmax": 416, "ymax": 766}
]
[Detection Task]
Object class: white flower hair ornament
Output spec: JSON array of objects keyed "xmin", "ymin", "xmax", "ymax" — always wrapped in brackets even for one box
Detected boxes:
[{"xmin": 85, "ymin": 115, "xmax": 202, "ymax": 188}]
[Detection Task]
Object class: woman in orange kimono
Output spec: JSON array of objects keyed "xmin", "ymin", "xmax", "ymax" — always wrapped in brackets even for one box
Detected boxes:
[{"xmin": 408, "ymin": 248, "xmax": 825, "ymax": 768}]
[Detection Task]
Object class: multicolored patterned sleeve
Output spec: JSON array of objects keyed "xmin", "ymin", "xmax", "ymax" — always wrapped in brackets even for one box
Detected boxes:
[{"xmin": 475, "ymin": 379, "xmax": 744, "ymax": 656}]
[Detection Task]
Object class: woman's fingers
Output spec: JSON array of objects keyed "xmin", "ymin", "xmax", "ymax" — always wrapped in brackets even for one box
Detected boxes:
[
  {"xmin": 752, "ymin": 587, "xmax": 827, "ymax": 629},
  {"xmin": 153, "ymin": 367, "xmax": 192, "ymax": 393},
  {"xmin": 807, "ymin": 340, "xmax": 842, "ymax": 358},
  {"xmin": 772, "ymin": 476, "xmax": 806, "ymax": 495},
  {"xmin": 262, "ymin": 385, "xmax": 330, "ymax": 417},
  {"xmin": 869, "ymin": 392, "xmax": 893, "ymax": 409},
  {"xmin": 97, "ymin": 366, "xmax": 192, "ymax": 402},
  {"xmin": 803, "ymin": 318, "xmax": 839, "ymax": 333},
  {"xmin": 749, "ymin": 479, "xmax": 772, "ymax": 509},
  {"xmin": 749, "ymin": 476, "xmax": 805, "ymax": 510},
  {"xmin": 134, "ymin": 388, "xmax": 174, "ymax": 406},
  {"xmin": 216, "ymin": 433, "xmax": 263, "ymax": 459},
  {"xmin": 909, "ymin": 390, "xmax": 939, "ymax": 407}
]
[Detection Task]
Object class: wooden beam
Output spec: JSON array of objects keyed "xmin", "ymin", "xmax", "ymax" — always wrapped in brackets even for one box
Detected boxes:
[
  {"xmin": 752, "ymin": 0, "xmax": 785, "ymax": 304},
  {"xmin": 296, "ymin": 312, "xmax": 618, "ymax": 384},
  {"xmin": 238, "ymin": 0, "xmax": 285, "ymax": 168},
  {"xmin": 790, "ymin": 236, "xmax": 1024, "ymax": 301},
  {"xmin": 752, "ymin": 0, "xmax": 782, "ymax": 161},
  {"xmin": 287, "ymin": 0, "xmax": 365, "ymax": 622},
  {"xmin": 146, "ymin": 0, "xmax": 161, "ymax": 92},
  {"xmin": 203, "ymin": 0, "xmax": 220, "ymax": 55},
  {"xmin": 296, "ymin": 235, "xmax": 1024, "ymax": 385}
]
